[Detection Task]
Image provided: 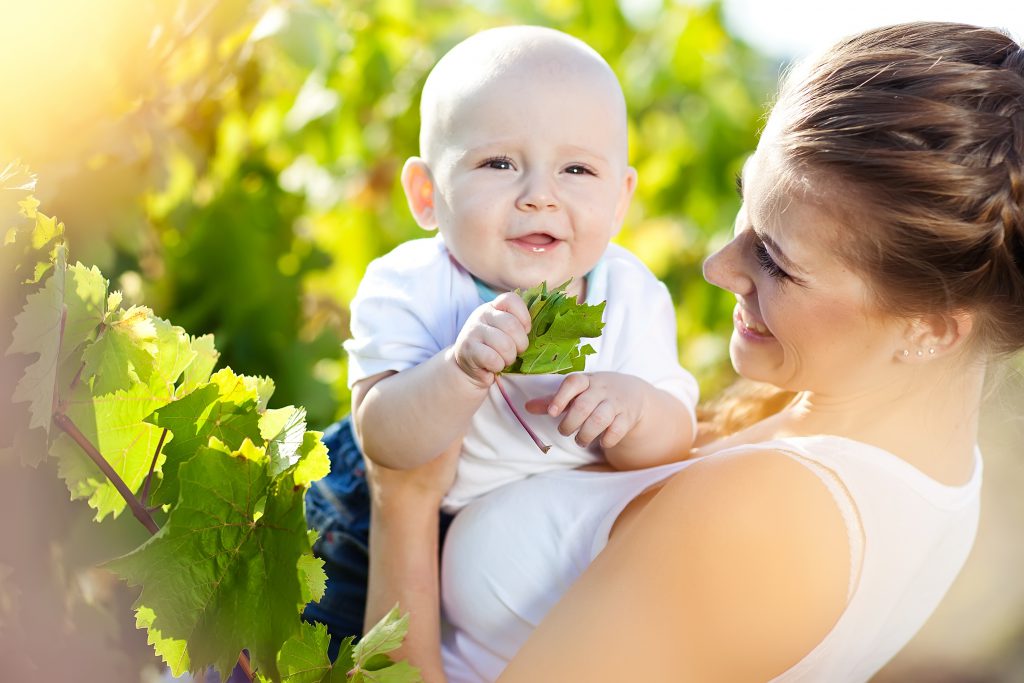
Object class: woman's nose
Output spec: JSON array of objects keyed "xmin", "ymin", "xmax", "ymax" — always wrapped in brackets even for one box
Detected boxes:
[
  {"xmin": 703, "ymin": 238, "xmax": 754, "ymax": 296},
  {"xmin": 516, "ymin": 172, "xmax": 559, "ymax": 211}
]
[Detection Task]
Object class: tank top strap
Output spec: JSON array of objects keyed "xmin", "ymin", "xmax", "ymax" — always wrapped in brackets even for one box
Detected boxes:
[{"xmin": 772, "ymin": 447, "xmax": 866, "ymax": 602}]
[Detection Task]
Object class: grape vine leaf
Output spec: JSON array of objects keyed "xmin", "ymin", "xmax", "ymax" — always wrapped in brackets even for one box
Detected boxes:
[
  {"xmin": 8, "ymin": 244, "xmax": 67, "ymax": 431},
  {"xmin": 0, "ymin": 160, "xmax": 36, "ymax": 234},
  {"xmin": 143, "ymin": 369, "xmax": 264, "ymax": 506},
  {"xmin": 81, "ymin": 305, "xmax": 160, "ymax": 396},
  {"xmin": 298, "ymin": 550, "xmax": 327, "ymax": 605},
  {"xmin": 277, "ymin": 609, "xmax": 422, "ymax": 683},
  {"xmin": 293, "ymin": 431, "xmax": 330, "ymax": 487},
  {"xmin": 52, "ymin": 382, "xmax": 167, "ymax": 520},
  {"xmin": 262, "ymin": 405, "xmax": 309, "ymax": 478},
  {"xmin": 60, "ymin": 263, "xmax": 109, "ymax": 365},
  {"xmin": 107, "ymin": 442, "xmax": 317, "ymax": 681},
  {"xmin": 7, "ymin": 252, "xmax": 112, "ymax": 441},
  {"xmin": 147, "ymin": 317, "xmax": 197, "ymax": 399},
  {"xmin": 136, "ymin": 605, "xmax": 190, "ymax": 677},
  {"xmin": 277, "ymin": 621, "xmax": 347, "ymax": 683},
  {"xmin": 506, "ymin": 279, "xmax": 605, "ymax": 375},
  {"xmin": 180, "ymin": 333, "xmax": 219, "ymax": 393}
]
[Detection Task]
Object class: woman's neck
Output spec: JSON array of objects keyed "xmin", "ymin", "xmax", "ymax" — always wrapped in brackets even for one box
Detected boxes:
[
  {"xmin": 698, "ymin": 361, "xmax": 986, "ymax": 486},
  {"xmin": 781, "ymin": 362, "xmax": 985, "ymax": 485}
]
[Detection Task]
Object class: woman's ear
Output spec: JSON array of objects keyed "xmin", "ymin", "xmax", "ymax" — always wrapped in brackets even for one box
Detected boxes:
[
  {"xmin": 401, "ymin": 157, "xmax": 437, "ymax": 230},
  {"xmin": 898, "ymin": 310, "xmax": 975, "ymax": 361}
]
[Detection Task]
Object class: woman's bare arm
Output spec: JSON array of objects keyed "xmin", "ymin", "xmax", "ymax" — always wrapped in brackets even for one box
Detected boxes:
[
  {"xmin": 359, "ymin": 368, "xmax": 461, "ymax": 683},
  {"xmin": 498, "ymin": 449, "xmax": 851, "ymax": 682}
]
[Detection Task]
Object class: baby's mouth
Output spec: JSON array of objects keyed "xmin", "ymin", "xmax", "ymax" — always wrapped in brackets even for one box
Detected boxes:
[{"xmin": 511, "ymin": 233, "xmax": 558, "ymax": 252}]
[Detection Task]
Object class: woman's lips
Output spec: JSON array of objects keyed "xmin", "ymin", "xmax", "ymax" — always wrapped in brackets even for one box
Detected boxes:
[{"xmin": 734, "ymin": 306, "xmax": 774, "ymax": 340}]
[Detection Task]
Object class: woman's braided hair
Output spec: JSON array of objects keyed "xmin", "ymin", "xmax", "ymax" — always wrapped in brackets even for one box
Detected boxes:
[
  {"xmin": 704, "ymin": 22, "xmax": 1024, "ymax": 437},
  {"xmin": 776, "ymin": 21, "xmax": 1024, "ymax": 354}
]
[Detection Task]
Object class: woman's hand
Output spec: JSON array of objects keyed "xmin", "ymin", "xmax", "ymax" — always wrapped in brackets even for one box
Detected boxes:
[{"xmin": 363, "ymin": 438, "xmax": 462, "ymax": 512}]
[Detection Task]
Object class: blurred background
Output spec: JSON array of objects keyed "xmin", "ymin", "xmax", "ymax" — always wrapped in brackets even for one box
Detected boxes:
[{"xmin": 0, "ymin": 0, "xmax": 1020, "ymax": 680}]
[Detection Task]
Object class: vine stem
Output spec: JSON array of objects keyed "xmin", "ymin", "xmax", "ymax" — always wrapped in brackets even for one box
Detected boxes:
[
  {"xmin": 140, "ymin": 428, "xmax": 168, "ymax": 505},
  {"xmin": 51, "ymin": 411, "xmax": 255, "ymax": 680},
  {"xmin": 494, "ymin": 375, "xmax": 550, "ymax": 454},
  {"xmin": 53, "ymin": 412, "xmax": 160, "ymax": 535}
]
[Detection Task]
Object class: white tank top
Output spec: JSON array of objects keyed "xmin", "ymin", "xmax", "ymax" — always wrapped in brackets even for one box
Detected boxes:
[{"xmin": 440, "ymin": 435, "xmax": 982, "ymax": 682}]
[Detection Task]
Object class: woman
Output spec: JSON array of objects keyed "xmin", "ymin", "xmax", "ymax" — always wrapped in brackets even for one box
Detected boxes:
[{"xmin": 363, "ymin": 21, "xmax": 1023, "ymax": 682}]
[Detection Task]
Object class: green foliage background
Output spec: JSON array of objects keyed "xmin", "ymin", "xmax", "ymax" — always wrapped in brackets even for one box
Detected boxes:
[
  {"xmin": 2, "ymin": 2, "xmax": 1023, "ymax": 681},
  {"xmin": 0, "ymin": 0, "xmax": 771, "ymax": 430}
]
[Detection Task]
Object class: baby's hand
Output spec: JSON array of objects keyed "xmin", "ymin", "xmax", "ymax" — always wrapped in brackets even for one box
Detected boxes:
[
  {"xmin": 525, "ymin": 372, "xmax": 645, "ymax": 448},
  {"xmin": 450, "ymin": 292, "xmax": 531, "ymax": 389}
]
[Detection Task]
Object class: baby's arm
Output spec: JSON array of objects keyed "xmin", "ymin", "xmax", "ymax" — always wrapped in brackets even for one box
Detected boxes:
[
  {"xmin": 526, "ymin": 371, "xmax": 696, "ymax": 470},
  {"xmin": 353, "ymin": 292, "xmax": 531, "ymax": 470}
]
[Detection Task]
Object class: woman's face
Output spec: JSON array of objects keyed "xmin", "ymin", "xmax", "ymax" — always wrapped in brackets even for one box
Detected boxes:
[{"xmin": 702, "ymin": 135, "xmax": 905, "ymax": 396}]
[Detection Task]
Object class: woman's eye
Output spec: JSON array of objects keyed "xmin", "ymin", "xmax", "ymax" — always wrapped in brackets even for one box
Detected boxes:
[{"xmin": 753, "ymin": 239, "xmax": 789, "ymax": 280}]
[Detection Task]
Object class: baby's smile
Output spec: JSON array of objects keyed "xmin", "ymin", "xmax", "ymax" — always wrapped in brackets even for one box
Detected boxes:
[{"xmin": 509, "ymin": 232, "xmax": 560, "ymax": 253}]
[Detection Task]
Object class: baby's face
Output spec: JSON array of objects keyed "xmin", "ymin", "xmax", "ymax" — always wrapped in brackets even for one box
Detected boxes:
[{"xmin": 426, "ymin": 69, "xmax": 635, "ymax": 296}]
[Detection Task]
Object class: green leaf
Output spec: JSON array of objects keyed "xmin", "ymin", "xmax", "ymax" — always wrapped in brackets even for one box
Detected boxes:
[
  {"xmin": 506, "ymin": 279, "xmax": 606, "ymax": 375},
  {"xmin": 292, "ymin": 431, "xmax": 330, "ymax": 488},
  {"xmin": 107, "ymin": 446, "xmax": 313, "ymax": 681},
  {"xmin": 334, "ymin": 636, "xmax": 357, "ymax": 678},
  {"xmin": 144, "ymin": 371, "xmax": 264, "ymax": 506},
  {"xmin": 361, "ymin": 660, "xmax": 421, "ymax": 683},
  {"xmin": 261, "ymin": 405, "xmax": 307, "ymax": 479},
  {"xmin": 180, "ymin": 333, "xmax": 219, "ymax": 394},
  {"xmin": 0, "ymin": 160, "xmax": 36, "ymax": 233},
  {"xmin": 61, "ymin": 263, "xmax": 108, "ymax": 364},
  {"xmin": 148, "ymin": 317, "xmax": 197, "ymax": 399},
  {"xmin": 8, "ymin": 245, "xmax": 67, "ymax": 431},
  {"xmin": 136, "ymin": 604, "xmax": 190, "ymax": 677},
  {"xmin": 297, "ymin": 552, "xmax": 327, "ymax": 605},
  {"xmin": 353, "ymin": 606, "xmax": 409, "ymax": 669},
  {"xmin": 52, "ymin": 382, "xmax": 167, "ymax": 520},
  {"xmin": 277, "ymin": 621, "xmax": 346, "ymax": 683},
  {"xmin": 81, "ymin": 305, "xmax": 159, "ymax": 396}
]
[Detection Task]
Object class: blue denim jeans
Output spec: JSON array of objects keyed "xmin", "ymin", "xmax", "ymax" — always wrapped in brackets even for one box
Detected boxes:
[{"xmin": 303, "ymin": 416, "xmax": 453, "ymax": 658}]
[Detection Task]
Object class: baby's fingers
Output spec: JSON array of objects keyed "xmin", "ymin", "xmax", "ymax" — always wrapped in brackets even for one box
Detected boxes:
[
  {"xmin": 573, "ymin": 400, "xmax": 617, "ymax": 447},
  {"xmin": 492, "ymin": 292, "xmax": 533, "ymax": 332},
  {"xmin": 524, "ymin": 396, "xmax": 555, "ymax": 414},
  {"xmin": 546, "ymin": 373, "xmax": 591, "ymax": 417}
]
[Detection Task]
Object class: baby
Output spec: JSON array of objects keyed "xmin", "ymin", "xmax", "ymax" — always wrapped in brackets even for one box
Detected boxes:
[{"xmin": 305, "ymin": 25, "xmax": 698, "ymax": 640}]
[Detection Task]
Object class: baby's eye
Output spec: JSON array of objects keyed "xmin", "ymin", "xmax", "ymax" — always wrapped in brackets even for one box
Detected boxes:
[
  {"xmin": 482, "ymin": 156, "xmax": 514, "ymax": 170},
  {"xmin": 564, "ymin": 164, "xmax": 596, "ymax": 176}
]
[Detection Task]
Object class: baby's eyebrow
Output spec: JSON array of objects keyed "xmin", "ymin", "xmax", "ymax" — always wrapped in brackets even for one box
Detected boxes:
[{"xmin": 558, "ymin": 144, "xmax": 609, "ymax": 161}]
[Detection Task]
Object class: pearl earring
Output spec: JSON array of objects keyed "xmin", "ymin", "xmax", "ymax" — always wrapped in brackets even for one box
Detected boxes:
[
  {"xmin": 916, "ymin": 350, "xmax": 924, "ymax": 357},
  {"xmin": 928, "ymin": 348, "xmax": 935, "ymax": 355}
]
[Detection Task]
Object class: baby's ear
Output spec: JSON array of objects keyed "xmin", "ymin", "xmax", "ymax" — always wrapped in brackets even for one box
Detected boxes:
[
  {"xmin": 401, "ymin": 157, "xmax": 437, "ymax": 230},
  {"xmin": 611, "ymin": 166, "xmax": 638, "ymax": 234}
]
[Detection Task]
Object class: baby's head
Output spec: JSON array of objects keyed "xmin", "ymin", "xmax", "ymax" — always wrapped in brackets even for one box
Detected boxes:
[{"xmin": 401, "ymin": 26, "xmax": 637, "ymax": 296}]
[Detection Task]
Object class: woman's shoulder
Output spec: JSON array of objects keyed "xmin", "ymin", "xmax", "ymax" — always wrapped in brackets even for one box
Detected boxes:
[
  {"xmin": 653, "ymin": 445, "xmax": 854, "ymax": 550},
  {"xmin": 505, "ymin": 448, "xmax": 852, "ymax": 681},
  {"xmin": 652, "ymin": 448, "xmax": 850, "ymax": 674}
]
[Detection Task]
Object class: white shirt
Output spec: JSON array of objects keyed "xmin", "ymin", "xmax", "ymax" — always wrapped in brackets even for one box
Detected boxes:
[
  {"xmin": 439, "ymin": 435, "xmax": 982, "ymax": 682},
  {"xmin": 344, "ymin": 235, "xmax": 698, "ymax": 511}
]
